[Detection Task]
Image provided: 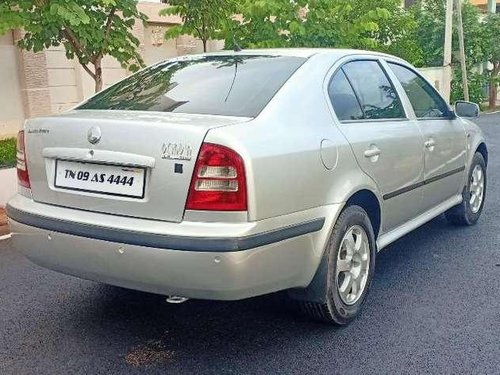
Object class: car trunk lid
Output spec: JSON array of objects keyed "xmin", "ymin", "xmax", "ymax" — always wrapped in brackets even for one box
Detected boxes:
[{"xmin": 25, "ymin": 110, "xmax": 250, "ymax": 222}]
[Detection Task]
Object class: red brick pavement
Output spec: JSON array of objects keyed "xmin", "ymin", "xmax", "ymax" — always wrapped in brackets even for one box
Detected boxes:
[{"xmin": 0, "ymin": 208, "xmax": 9, "ymax": 236}]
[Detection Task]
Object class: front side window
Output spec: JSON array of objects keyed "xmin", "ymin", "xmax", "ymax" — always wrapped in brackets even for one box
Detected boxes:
[
  {"xmin": 341, "ymin": 60, "xmax": 406, "ymax": 120},
  {"xmin": 78, "ymin": 55, "xmax": 306, "ymax": 118},
  {"xmin": 388, "ymin": 63, "xmax": 451, "ymax": 119}
]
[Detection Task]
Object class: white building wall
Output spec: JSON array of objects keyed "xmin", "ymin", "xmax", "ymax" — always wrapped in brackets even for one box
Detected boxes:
[
  {"xmin": 45, "ymin": 47, "xmax": 82, "ymax": 113},
  {"xmin": 0, "ymin": 32, "xmax": 26, "ymax": 139},
  {"xmin": 419, "ymin": 66, "xmax": 446, "ymax": 96}
]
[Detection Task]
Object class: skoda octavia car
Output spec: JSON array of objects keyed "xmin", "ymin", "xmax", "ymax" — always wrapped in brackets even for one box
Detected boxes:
[{"xmin": 7, "ymin": 49, "xmax": 487, "ymax": 324}]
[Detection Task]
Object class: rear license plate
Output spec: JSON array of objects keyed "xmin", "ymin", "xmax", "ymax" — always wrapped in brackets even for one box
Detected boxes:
[{"xmin": 54, "ymin": 160, "xmax": 146, "ymax": 199}]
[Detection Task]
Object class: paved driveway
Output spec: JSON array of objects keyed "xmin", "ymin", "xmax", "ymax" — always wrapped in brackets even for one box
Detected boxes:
[{"xmin": 1, "ymin": 113, "xmax": 499, "ymax": 374}]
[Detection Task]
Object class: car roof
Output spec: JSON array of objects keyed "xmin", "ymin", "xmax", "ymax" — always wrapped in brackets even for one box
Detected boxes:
[{"xmin": 195, "ymin": 48, "xmax": 396, "ymax": 60}]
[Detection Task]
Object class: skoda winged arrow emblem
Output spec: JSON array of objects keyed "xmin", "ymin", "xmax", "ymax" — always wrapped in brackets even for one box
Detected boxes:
[{"xmin": 87, "ymin": 126, "xmax": 102, "ymax": 145}]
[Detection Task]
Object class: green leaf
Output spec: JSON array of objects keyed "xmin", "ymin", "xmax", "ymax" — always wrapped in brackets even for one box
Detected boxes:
[{"xmin": 49, "ymin": 3, "xmax": 59, "ymax": 16}]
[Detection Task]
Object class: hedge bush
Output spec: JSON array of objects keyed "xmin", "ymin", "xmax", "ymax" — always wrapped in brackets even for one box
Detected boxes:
[{"xmin": 0, "ymin": 138, "xmax": 16, "ymax": 169}]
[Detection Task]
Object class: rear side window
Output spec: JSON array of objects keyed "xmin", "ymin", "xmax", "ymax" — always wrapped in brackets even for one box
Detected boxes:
[
  {"xmin": 78, "ymin": 55, "xmax": 306, "ymax": 118},
  {"xmin": 341, "ymin": 60, "xmax": 406, "ymax": 120},
  {"xmin": 388, "ymin": 63, "xmax": 452, "ymax": 119},
  {"xmin": 328, "ymin": 70, "xmax": 363, "ymax": 121}
]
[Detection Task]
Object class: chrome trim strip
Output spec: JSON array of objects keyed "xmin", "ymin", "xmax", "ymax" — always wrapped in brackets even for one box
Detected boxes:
[
  {"xmin": 42, "ymin": 147, "xmax": 156, "ymax": 168},
  {"xmin": 6, "ymin": 205, "xmax": 325, "ymax": 252}
]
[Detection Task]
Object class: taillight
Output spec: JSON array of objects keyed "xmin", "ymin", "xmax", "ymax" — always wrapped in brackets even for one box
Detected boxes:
[
  {"xmin": 16, "ymin": 130, "xmax": 31, "ymax": 188},
  {"xmin": 186, "ymin": 143, "xmax": 247, "ymax": 211}
]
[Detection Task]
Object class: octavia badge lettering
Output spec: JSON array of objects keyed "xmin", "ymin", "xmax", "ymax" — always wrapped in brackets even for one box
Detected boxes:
[
  {"xmin": 87, "ymin": 126, "xmax": 102, "ymax": 145},
  {"xmin": 162, "ymin": 142, "xmax": 193, "ymax": 161}
]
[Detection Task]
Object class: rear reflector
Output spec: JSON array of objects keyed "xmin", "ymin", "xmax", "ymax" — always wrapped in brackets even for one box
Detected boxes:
[
  {"xmin": 16, "ymin": 130, "xmax": 31, "ymax": 188},
  {"xmin": 186, "ymin": 143, "xmax": 247, "ymax": 211}
]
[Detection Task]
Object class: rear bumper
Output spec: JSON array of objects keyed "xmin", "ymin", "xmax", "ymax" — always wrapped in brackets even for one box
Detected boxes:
[
  {"xmin": 7, "ymin": 204, "xmax": 324, "ymax": 252},
  {"xmin": 7, "ymin": 195, "xmax": 340, "ymax": 300}
]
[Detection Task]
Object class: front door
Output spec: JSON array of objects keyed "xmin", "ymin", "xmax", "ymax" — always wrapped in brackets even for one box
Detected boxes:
[
  {"xmin": 387, "ymin": 63, "xmax": 467, "ymax": 212},
  {"xmin": 328, "ymin": 59, "xmax": 425, "ymax": 233}
]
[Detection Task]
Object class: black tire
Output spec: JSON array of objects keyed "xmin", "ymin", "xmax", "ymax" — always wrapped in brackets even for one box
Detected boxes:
[
  {"xmin": 294, "ymin": 205, "xmax": 376, "ymax": 325},
  {"xmin": 445, "ymin": 152, "xmax": 486, "ymax": 226}
]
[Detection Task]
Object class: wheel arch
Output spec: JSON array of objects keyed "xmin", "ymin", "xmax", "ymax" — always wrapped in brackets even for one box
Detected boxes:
[
  {"xmin": 476, "ymin": 142, "xmax": 488, "ymax": 166},
  {"xmin": 288, "ymin": 190, "xmax": 381, "ymax": 305},
  {"xmin": 344, "ymin": 189, "xmax": 382, "ymax": 239}
]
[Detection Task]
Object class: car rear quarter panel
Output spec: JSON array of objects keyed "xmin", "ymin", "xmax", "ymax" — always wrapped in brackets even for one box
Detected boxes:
[{"xmin": 205, "ymin": 53, "xmax": 382, "ymax": 223}]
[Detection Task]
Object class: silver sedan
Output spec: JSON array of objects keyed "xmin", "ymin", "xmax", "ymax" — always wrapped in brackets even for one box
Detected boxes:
[{"xmin": 7, "ymin": 49, "xmax": 487, "ymax": 324}]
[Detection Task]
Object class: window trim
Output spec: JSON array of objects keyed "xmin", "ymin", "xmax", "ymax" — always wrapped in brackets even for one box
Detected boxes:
[
  {"xmin": 327, "ymin": 58, "xmax": 409, "ymax": 123},
  {"xmin": 386, "ymin": 61, "xmax": 456, "ymax": 121}
]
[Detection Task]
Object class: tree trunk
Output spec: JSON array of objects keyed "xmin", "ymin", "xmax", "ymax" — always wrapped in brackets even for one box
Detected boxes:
[
  {"xmin": 489, "ymin": 64, "xmax": 499, "ymax": 111},
  {"xmin": 202, "ymin": 38, "xmax": 207, "ymax": 53},
  {"xmin": 94, "ymin": 57, "xmax": 103, "ymax": 93},
  {"xmin": 489, "ymin": 80, "xmax": 498, "ymax": 111}
]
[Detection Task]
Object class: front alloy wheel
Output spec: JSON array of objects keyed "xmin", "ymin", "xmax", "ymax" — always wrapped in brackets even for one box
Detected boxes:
[
  {"xmin": 445, "ymin": 151, "xmax": 486, "ymax": 226},
  {"xmin": 469, "ymin": 164, "xmax": 485, "ymax": 214}
]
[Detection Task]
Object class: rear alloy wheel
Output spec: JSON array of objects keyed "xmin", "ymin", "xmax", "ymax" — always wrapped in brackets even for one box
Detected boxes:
[
  {"xmin": 445, "ymin": 152, "xmax": 486, "ymax": 226},
  {"xmin": 336, "ymin": 225, "xmax": 371, "ymax": 305},
  {"xmin": 296, "ymin": 205, "xmax": 376, "ymax": 325}
]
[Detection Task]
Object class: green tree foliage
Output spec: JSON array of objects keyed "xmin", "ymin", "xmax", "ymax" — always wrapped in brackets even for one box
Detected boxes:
[
  {"xmin": 410, "ymin": 0, "xmax": 491, "ymax": 105},
  {"xmin": 0, "ymin": 0, "xmax": 147, "ymax": 92},
  {"xmin": 409, "ymin": 0, "xmax": 447, "ymax": 67},
  {"xmin": 224, "ymin": 0, "xmax": 421, "ymax": 63},
  {"xmin": 451, "ymin": 70, "xmax": 487, "ymax": 106},
  {"xmin": 482, "ymin": 14, "xmax": 500, "ymax": 110},
  {"xmin": 225, "ymin": 0, "xmax": 301, "ymax": 49},
  {"xmin": 160, "ymin": 0, "xmax": 237, "ymax": 52},
  {"xmin": 370, "ymin": 2, "xmax": 424, "ymax": 66},
  {"xmin": 410, "ymin": 0, "xmax": 484, "ymax": 68},
  {"xmin": 292, "ymin": 0, "xmax": 396, "ymax": 49}
]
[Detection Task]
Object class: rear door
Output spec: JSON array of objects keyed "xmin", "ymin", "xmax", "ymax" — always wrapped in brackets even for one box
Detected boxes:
[
  {"xmin": 328, "ymin": 59, "xmax": 425, "ymax": 232},
  {"xmin": 387, "ymin": 62, "xmax": 467, "ymax": 212}
]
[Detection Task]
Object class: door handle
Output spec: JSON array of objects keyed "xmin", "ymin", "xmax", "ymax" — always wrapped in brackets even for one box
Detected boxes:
[
  {"xmin": 424, "ymin": 139, "xmax": 436, "ymax": 150},
  {"xmin": 364, "ymin": 146, "xmax": 381, "ymax": 158}
]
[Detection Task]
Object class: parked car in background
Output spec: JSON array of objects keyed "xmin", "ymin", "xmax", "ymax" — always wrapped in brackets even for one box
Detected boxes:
[{"xmin": 7, "ymin": 49, "xmax": 487, "ymax": 324}]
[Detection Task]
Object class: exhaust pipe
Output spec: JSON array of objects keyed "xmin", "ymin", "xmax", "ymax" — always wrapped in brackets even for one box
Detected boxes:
[{"xmin": 166, "ymin": 295, "xmax": 189, "ymax": 304}]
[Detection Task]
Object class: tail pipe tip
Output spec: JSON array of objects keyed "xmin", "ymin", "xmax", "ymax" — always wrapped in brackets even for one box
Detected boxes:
[{"xmin": 166, "ymin": 296, "xmax": 189, "ymax": 304}]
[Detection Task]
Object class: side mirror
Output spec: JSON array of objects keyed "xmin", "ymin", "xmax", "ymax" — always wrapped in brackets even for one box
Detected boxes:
[{"xmin": 455, "ymin": 101, "xmax": 479, "ymax": 118}]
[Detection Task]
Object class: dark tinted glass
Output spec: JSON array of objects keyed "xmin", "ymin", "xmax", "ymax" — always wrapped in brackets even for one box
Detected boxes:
[
  {"xmin": 388, "ymin": 63, "xmax": 451, "ymax": 119},
  {"xmin": 342, "ymin": 61, "xmax": 405, "ymax": 120},
  {"xmin": 78, "ymin": 55, "xmax": 306, "ymax": 117},
  {"xmin": 328, "ymin": 70, "xmax": 363, "ymax": 121}
]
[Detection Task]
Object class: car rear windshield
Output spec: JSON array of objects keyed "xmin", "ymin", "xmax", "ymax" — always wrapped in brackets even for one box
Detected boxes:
[{"xmin": 78, "ymin": 55, "xmax": 306, "ymax": 117}]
